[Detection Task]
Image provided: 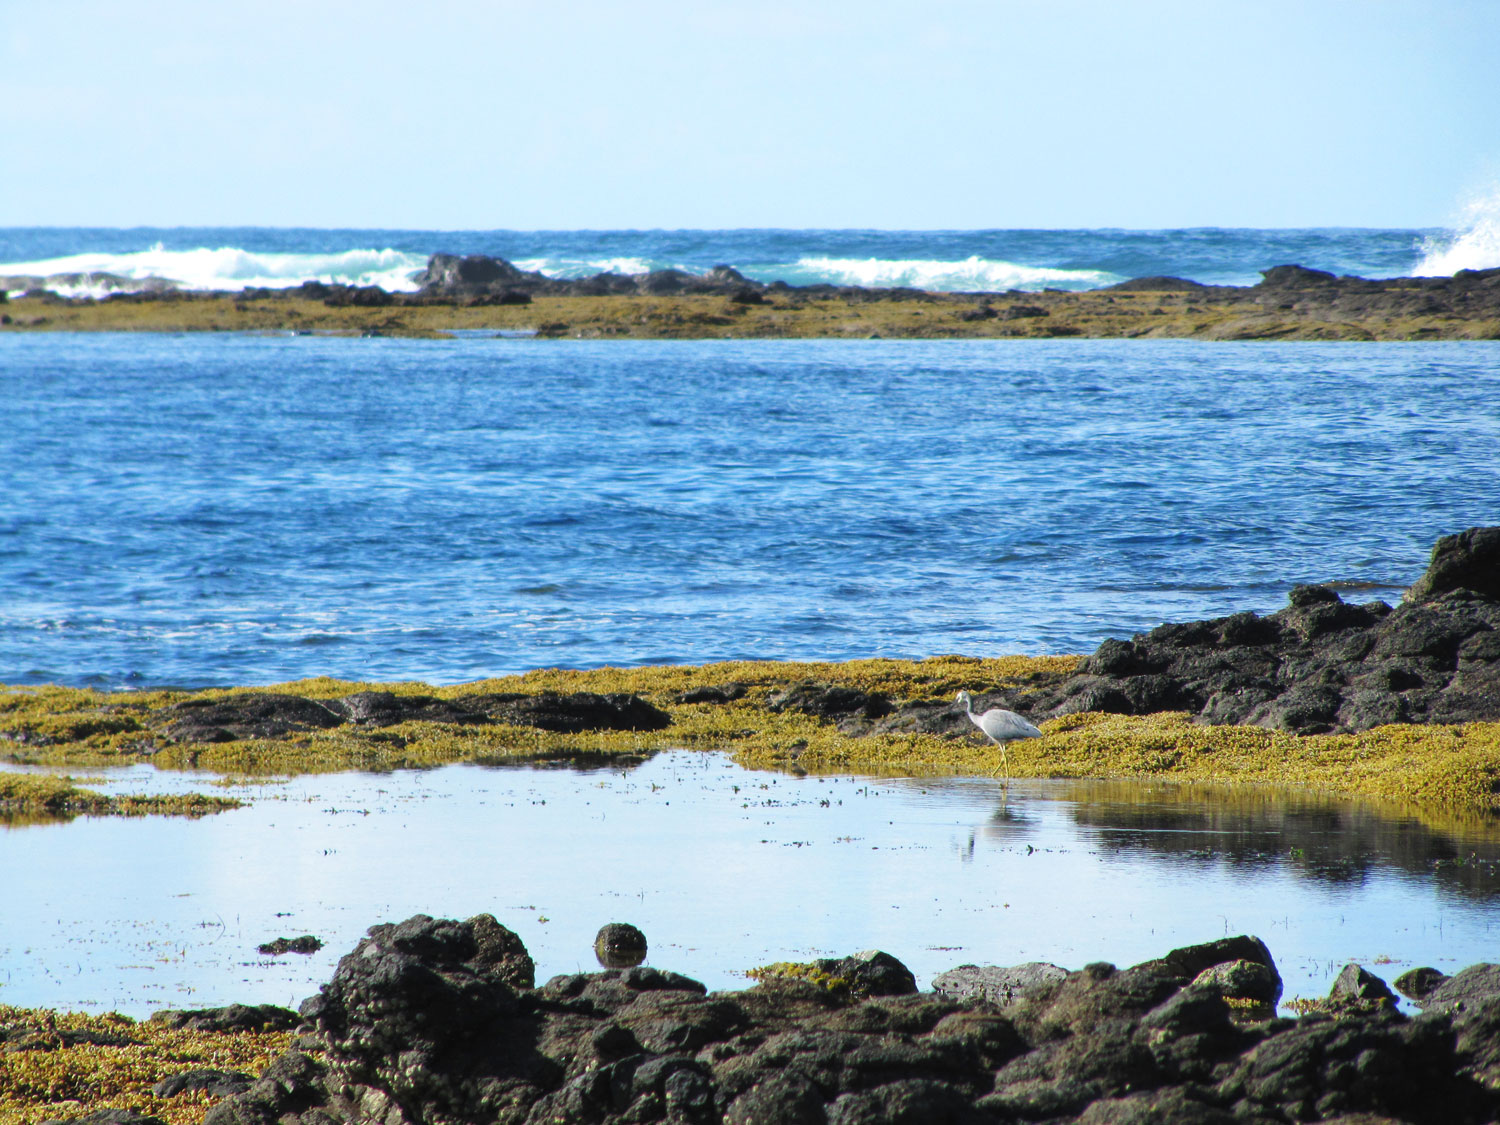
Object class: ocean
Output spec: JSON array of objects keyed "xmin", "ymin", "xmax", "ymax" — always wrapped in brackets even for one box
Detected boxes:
[
  {"xmin": 3, "ymin": 321, "xmax": 1499, "ymax": 687},
  {"xmin": 5, "ymin": 228, "xmax": 1500, "ymax": 1017},
  {"xmin": 2, "ymin": 222, "xmax": 1498, "ymax": 300}
]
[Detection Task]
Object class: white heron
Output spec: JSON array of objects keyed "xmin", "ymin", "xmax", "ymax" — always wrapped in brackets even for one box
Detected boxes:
[{"xmin": 955, "ymin": 690, "xmax": 1043, "ymax": 777}]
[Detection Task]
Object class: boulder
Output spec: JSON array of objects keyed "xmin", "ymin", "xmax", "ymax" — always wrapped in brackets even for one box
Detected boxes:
[
  {"xmin": 1406, "ymin": 527, "xmax": 1500, "ymax": 604},
  {"xmin": 199, "ymin": 917, "xmax": 1500, "ymax": 1125},
  {"xmin": 931, "ymin": 962, "xmax": 1068, "ymax": 1006},
  {"xmin": 411, "ymin": 253, "xmax": 542, "ymax": 295},
  {"xmin": 594, "ymin": 922, "xmax": 648, "ymax": 969},
  {"xmin": 1006, "ymin": 528, "xmax": 1500, "ymax": 733},
  {"xmin": 766, "ymin": 682, "xmax": 894, "ymax": 724},
  {"xmin": 1395, "ymin": 967, "xmax": 1451, "ymax": 1004},
  {"xmin": 1420, "ymin": 963, "xmax": 1500, "ymax": 1013},
  {"xmin": 1257, "ymin": 264, "xmax": 1339, "ymax": 289},
  {"xmin": 1330, "ymin": 963, "xmax": 1398, "ymax": 1006}
]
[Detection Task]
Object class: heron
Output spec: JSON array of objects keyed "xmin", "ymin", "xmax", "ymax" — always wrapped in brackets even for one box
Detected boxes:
[{"xmin": 955, "ymin": 690, "xmax": 1042, "ymax": 778}]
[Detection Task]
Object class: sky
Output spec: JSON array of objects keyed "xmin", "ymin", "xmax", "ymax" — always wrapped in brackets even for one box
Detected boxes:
[{"xmin": 1, "ymin": 0, "xmax": 1498, "ymax": 230}]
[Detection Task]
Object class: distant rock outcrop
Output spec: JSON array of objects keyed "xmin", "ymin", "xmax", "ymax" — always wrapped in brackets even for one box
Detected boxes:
[{"xmin": 408, "ymin": 253, "xmax": 772, "ymax": 301}]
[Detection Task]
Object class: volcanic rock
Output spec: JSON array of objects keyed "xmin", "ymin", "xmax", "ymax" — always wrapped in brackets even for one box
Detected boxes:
[
  {"xmin": 932, "ymin": 962, "xmax": 1068, "ymax": 1006},
  {"xmin": 595, "ymin": 923, "xmax": 648, "ymax": 969},
  {"xmin": 458, "ymin": 691, "xmax": 671, "ymax": 732},
  {"xmin": 988, "ymin": 527, "xmax": 1500, "ymax": 734},
  {"xmin": 152, "ymin": 1069, "xmax": 256, "ymax": 1098},
  {"xmin": 1330, "ymin": 963, "xmax": 1398, "ymax": 1006},
  {"xmin": 1395, "ymin": 967, "xmax": 1451, "ymax": 1005},
  {"xmin": 162, "ymin": 694, "xmax": 346, "ymax": 743},
  {"xmin": 148, "ymin": 1003, "xmax": 300, "ymax": 1032},
  {"xmin": 257, "ymin": 935, "xmax": 323, "ymax": 956},
  {"xmin": 199, "ymin": 914, "xmax": 1500, "ymax": 1125}
]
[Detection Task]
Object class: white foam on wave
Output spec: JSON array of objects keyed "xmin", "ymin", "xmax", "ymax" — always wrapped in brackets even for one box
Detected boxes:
[
  {"xmin": 0, "ymin": 244, "xmax": 428, "ymax": 297},
  {"xmin": 511, "ymin": 255, "xmax": 663, "ymax": 278},
  {"xmin": 1414, "ymin": 189, "xmax": 1500, "ymax": 276},
  {"xmin": 787, "ymin": 255, "xmax": 1120, "ymax": 292}
]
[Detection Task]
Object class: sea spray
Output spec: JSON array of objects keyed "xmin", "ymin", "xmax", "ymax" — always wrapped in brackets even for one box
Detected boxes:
[{"xmin": 1415, "ymin": 189, "xmax": 1500, "ymax": 276}]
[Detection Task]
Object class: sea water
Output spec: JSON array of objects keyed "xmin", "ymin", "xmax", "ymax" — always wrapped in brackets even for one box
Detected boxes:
[
  {"xmin": 5, "ymin": 226, "xmax": 1500, "ymax": 1015},
  {"xmin": 3, "ymin": 334, "xmax": 1499, "ymax": 688},
  {"xmin": 2, "ymin": 222, "xmax": 1497, "ymax": 299},
  {"xmin": 3, "ymin": 752, "xmax": 1498, "ymax": 1017}
]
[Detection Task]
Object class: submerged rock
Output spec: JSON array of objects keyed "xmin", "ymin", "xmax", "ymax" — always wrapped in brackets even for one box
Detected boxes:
[
  {"xmin": 257, "ymin": 935, "xmax": 323, "ymax": 956},
  {"xmin": 200, "ymin": 914, "xmax": 1500, "ymax": 1125}
]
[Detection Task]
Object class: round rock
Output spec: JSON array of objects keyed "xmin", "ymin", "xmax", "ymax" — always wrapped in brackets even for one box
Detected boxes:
[{"xmin": 594, "ymin": 922, "xmax": 648, "ymax": 969}]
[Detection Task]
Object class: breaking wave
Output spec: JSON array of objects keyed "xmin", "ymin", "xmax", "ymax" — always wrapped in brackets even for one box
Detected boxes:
[
  {"xmin": 779, "ymin": 255, "xmax": 1121, "ymax": 292},
  {"xmin": 3, "ymin": 243, "xmax": 1120, "ymax": 297},
  {"xmin": 511, "ymin": 255, "xmax": 663, "ymax": 278},
  {"xmin": 0, "ymin": 245, "xmax": 428, "ymax": 298},
  {"xmin": 1413, "ymin": 190, "xmax": 1500, "ymax": 276}
]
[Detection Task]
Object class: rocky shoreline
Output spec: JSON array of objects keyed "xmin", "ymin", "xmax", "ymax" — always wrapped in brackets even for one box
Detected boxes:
[
  {"xmin": 31, "ymin": 912, "xmax": 1500, "ymax": 1125},
  {"xmin": 4, "ymin": 528, "xmax": 1500, "ymax": 815},
  {"xmin": 3, "ymin": 255, "xmax": 1499, "ymax": 340}
]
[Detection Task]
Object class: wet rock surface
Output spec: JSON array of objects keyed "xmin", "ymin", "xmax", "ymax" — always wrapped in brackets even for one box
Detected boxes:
[
  {"xmin": 257, "ymin": 935, "xmax": 324, "ymax": 956},
  {"xmin": 157, "ymin": 690, "xmax": 669, "ymax": 743},
  {"xmin": 147, "ymin": 1004, "xmax": 301, "ymax": 1033},
  {"xmin": 200, "ymin": 914, "xmax": 1500, "ymax": 1125}
]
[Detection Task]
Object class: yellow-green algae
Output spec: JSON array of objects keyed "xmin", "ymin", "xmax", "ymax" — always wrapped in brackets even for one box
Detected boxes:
[
  {"xmin": 4, "ymin": 290, "xmax": 1498, "ymax": 341},
  {"xmin": 744, "ymin": 961, "xmax": 856, "ymax": 997},
  {"xmin": 0, "ymin": 1006, "xmax": 292, "ymax": 1125},
  {"xmin": 4, "ymin": 657, "xmax": 1500, "ymax": 823},
  {"xmin": 0, "ymin": 774, "xmax": 242, "ymax": 819}
]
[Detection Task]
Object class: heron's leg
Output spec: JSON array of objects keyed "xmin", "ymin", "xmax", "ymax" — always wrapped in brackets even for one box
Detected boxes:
[{"xmin": 987, "ymin": 739, "xmax": 1010, "ymax": 779}]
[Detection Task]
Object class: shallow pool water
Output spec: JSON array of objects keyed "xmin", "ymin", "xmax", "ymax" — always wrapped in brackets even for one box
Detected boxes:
[{"xmin": 3, "ymin": 752, "xmax": 1498, "ymax": 1017}]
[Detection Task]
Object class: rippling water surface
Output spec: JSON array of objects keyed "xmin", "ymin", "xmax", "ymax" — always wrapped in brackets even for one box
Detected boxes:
[
  {"xmin": 3, "ymin": 335, "xmax": 1499, "ymax": 687},
  {"xmin": 3, "ymin": 754, "xmax": 1498, "ymax": 1017}
]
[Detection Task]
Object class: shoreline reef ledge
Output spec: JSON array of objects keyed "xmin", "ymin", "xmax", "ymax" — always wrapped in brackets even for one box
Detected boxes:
[
  {"xmin": 3, "ymin": 529, "xmax": 1500, "ymax": 816},
  {"xmin": 13, "ymin": 913, "xmax": 1500, "ymax": 1125},
  {"xmin": 1, "ymin": 256, "xmax": 1498, "ymax": 340}
]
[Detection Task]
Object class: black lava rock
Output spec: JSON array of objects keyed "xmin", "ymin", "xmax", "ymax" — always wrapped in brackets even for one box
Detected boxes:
[
  {"xmin": 199, "ymin": 917, "xmax": 1500, "ymax": 1125},
  {"xmin": 993, "ymin": 527, "xmax": 1500, "ymax": 733}
]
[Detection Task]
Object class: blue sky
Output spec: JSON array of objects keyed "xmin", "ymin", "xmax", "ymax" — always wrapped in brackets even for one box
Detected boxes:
[{"xmin": 2, "ymin": 0, "xmax": 1497, "ymax": 229}]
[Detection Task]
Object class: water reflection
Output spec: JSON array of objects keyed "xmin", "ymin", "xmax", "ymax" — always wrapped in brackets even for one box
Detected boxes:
[
  {"xmin": 2, "ymin": 753, "xmax": 1499, "ymax": 1017},
  {"xmin": 1043, "ymin": 780, "xmax": 1500, "ymax": 900}
]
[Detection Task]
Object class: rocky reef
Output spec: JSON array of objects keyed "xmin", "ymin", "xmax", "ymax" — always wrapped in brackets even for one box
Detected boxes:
[
  {"xmin": 114, "ymin": 913, "xmax": 1500, "ymax": 1125},
  {"xmin": 5, "ymin": 257, "xmax": 1498, "ymax": 340}
]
